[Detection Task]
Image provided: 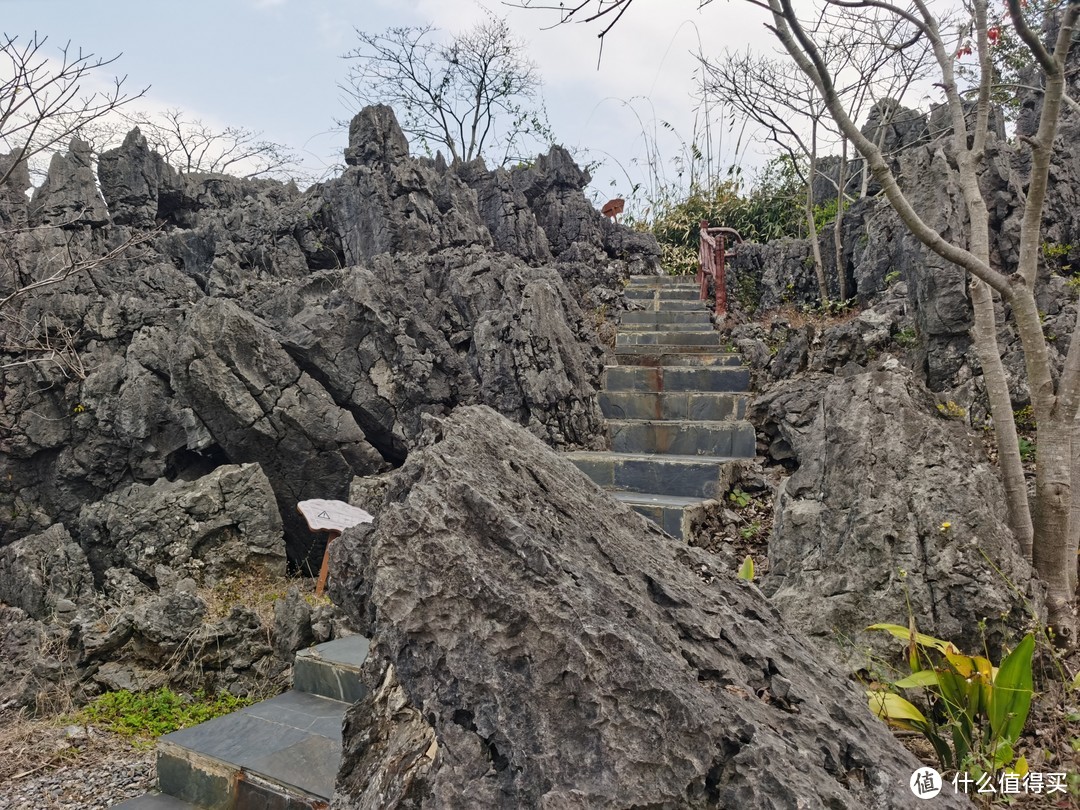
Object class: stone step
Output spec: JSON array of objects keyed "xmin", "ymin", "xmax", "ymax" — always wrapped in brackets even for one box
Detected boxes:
[
  {"xmin": 626, "ymin": 298, "xmax": 708, "ymax": 311},
  {"xmin": 616, "ymin": 331, "xmax": 728, "ymax": 347},
  {"xmin": 620, "ymin": 310, "xmax": 712, "ymax": 325},
  {"xmin": 602, "ymin": 365, "xmax": 751, "ymax": 393},
  {"xmin": 625, "ymin": 275, "xmax": 699, "ymax": 288},
  {"xmin": 112, "ymin": 795, "xmax": 198, "ymax": 809},
  {"xmin": 611, "ymin": 492, "xmax": 708, "ymax": 539},
  {"xmin": 294, "ymin": 634, "xmax": 370, "ymax": 703},
  {"xmin": 599, "ymin": 391, "xmax": 748, "ymax": 421},
  {"xmin": 122, "ymin": 635, "xmax": 371, "ymax": 809},
  {"xmin": 608, "ymin": 419, "xmax": 755, "ymax": 457},
  {"xmin": 567, "ymin": 451, "xmax": 735, "ymax": 499},
  {"xmin": 614, "ymin": 350, "xmax": 741, "ymax": 367},
  {"xmin": 624, "ymin": 287, "xmax": 701, "ymax": 302},
  {"xmin": 618, "ymin": 322, "xmax": 716, "ymax": 332},
  {"xmin": 155, "ymin": 690, "xmax": 348, "ymax": 808}
]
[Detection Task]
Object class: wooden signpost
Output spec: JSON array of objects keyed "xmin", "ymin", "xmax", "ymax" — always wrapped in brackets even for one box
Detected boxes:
[{"xmin": 297, "ymin": 499, "xmax": 374, "ymax": 597}]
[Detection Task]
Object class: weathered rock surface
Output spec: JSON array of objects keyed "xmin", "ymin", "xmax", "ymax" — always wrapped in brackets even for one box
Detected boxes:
[
  {"xmin": 1, "ymin": 106, "xmax": 658, "ymax": 709},
  {"xmin": 0, "ymin": 524, "xmax": 95, "ymax": 621},
  {"xmin": 753, "ymin": 366, "xmax": 1040, "ymax": 665},
  {"xmin": 76, "ymin": 463, "xmax": 286, "ymax": 586},
  {"xmin": 97, "ymin": 127, "xmax": 179, "ymax": 227},
  {"xmin": 29, "ymin": 137, "xmax": 109, "ymax": 227},
  {"xmin": 328, "ymin": 405, "xmax": 962, "ymax": 809}
]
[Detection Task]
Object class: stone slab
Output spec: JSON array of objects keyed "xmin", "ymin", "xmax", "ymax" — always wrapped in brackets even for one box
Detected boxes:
[
  {"xmin": 598, "ymin": 391, "xmax": 747, "ymax": 421},
  {"xmin": 294, "ymin": 635, "xmax": 370, "ymax": 703}
]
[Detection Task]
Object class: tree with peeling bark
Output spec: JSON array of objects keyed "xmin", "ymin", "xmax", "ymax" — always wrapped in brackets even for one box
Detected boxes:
[{"xmin": 518, "ymin": 0, "xmax": 1080, "ymax": 643}]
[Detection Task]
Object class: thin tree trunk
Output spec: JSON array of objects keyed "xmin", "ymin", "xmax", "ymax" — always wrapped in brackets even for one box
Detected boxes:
[
  {"xmin": 970, "ymin": 278, "xmax": 1034, "ymax": 555},
  {"xmin": 806, "ymin": 121, "xmax": 827, "ymax": 303},
  {"xmin": 1033, "ymin": 414, "xmax": 1077, "ymax": 643},
  {"xmin": 834, "ymin": 137, "xmax": 848, "ymax": 300}
]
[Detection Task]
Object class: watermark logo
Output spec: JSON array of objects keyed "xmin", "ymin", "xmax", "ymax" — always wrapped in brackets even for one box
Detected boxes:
[{"xmin": 910, "ymin": 767, "xmax": 943, "ymax": 799}]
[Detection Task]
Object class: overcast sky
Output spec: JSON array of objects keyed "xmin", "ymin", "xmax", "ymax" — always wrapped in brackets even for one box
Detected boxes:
[{"xmin": 3, "ymin": 0, "xmax": 787, "ymax": 202}]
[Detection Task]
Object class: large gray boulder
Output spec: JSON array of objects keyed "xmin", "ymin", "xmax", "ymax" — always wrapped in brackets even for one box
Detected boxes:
[
  {"xmin": 97, "ymin": 127, "xmax": 179, "ymax": 227},
  {"xmin": 76, "ymin": 462, "xmax": 286, "ymax": 586},
  {"xmin": 280, "ymin": 247, "xmax": 607, "ymax": 459},
  {"xmin": 168, "ymin": 298, "xmax": 387, "ymax": 567},
  {"xmin": 0, "ymin": 524, "xmax": 94, "ymax": 621},
  {"xmin": 753, "ymin": 365, "xmax": 1040, "ymax": 666},
  {"xmin": 328, "ymin": 405, "xmax": 963, "ymax": 809}
]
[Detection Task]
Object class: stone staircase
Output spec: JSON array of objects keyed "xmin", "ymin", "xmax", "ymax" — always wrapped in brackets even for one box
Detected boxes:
[
  {"xmin": 567, "ymin": 275, "xmax": 755, "ymax": 538},
  {"xmin": 115, "ymin": 634, "xmax": 370, "ymax": 809}
]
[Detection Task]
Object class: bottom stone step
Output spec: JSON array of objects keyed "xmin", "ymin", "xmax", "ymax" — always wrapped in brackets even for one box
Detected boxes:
[
  {"xmin": 612, "ymin": 492, "xmax": 709, "ymax": 538},
  {"xmin": 112, "ymin": 796, "xmax": 198, "ymax": 809},
  {"xmin": 156, "ymin": 690, "xmax": 347, "ymax": 808}
]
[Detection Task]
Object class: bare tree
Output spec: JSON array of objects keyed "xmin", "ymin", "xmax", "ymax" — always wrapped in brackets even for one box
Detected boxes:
[
  {"xmin": 121, "ymin": 108, "xmax": 301, "ymax": 179},
  {"xmin": 341, "ymin": 17, "xmax": 553, "ymax": 165},
  {"xmin": 521, "ymin": 0, "xmax": 1080, "ymax": 641},
  {"xmin": 0, "ymin": 33, "xmax": 145, "ymax": 186},
  {"xmin": 0, "ymin": 34, "xmax": 148, "ymax": 375},
  {"xmin": 703, "ymin": 50, "xmax": 834, "ymax": 300}
]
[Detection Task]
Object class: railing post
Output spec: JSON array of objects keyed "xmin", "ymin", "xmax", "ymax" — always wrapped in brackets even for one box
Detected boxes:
[
  {"xmin": 716, "ymin": 234, "xmax": 727, "ymax": 316},
  {"xmin": 697, "ymin": 220, "xmax": 708, "ymax": 301}
]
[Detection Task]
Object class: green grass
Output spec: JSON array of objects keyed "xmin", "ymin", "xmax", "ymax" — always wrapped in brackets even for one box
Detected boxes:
[{"xmin": 74, "ymin": 687, "xmax": 254, "ymax": 738}]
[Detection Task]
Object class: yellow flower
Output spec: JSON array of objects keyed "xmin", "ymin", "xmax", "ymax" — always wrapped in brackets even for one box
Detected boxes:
[{"xmin": 940, "ymin": 521, "xmax": 952, "ymax": 533}]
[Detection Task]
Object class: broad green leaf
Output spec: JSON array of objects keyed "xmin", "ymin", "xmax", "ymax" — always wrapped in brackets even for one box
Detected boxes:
[
  {"xmin": 993, "ymin": 740, "xmax": 1015, "ymax": 769},
  {"xmin": 868, "ymin": 690, "xmax": 928, "ymax": 730},
  {"xmin": 737, "ymin": 555, "xmax": 754, "ymax": 581},
  {"xmin": 990, "ymin": 633, "xmax": 1035, "ymax": 745},
  {"xmin": 893, "ymin": 670, "xmax": 940, "ymax": 689}
]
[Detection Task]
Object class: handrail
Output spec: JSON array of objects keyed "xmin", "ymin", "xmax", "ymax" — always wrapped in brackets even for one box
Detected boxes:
[{"xmin": 697, "ymin": 221, "xmax": 743, "ymax": 316}]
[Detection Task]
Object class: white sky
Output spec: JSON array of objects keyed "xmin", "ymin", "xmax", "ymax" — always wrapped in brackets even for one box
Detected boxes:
[{"xmin": 1, "ymin": 0, "xmax": 792, "ymax": 202}]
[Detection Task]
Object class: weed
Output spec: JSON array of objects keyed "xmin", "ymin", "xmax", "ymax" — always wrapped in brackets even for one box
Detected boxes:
[
  {"xmin": 937, "ymin": 400, "xmax": 967, "ymax": 420},
  {"xmin": 728, "ymin": 488, "xmax": 752, "ymax": 508},
  {"xmin": 867, "ymin": 624, "xmax": 1035, "ymax": 781},
  {"xmin": 1018, "ymin": 437, "xmax": 1036, "ymax": 462},
  {"xmin": 894, "ymin": 327, "xmax": 918, "ymax": 348},
  {"xmin": 885, "ymin": 270, "xmax": 901, "ymax": 285},
  {"xmin": 74, "ymin": 688, "xmax": 254, "ymax": 739}
]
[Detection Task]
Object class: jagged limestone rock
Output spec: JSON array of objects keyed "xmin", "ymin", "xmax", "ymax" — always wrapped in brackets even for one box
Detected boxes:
[{"xmin": 328, "ymin": 405, "xmax": 963, "ymax": 809}]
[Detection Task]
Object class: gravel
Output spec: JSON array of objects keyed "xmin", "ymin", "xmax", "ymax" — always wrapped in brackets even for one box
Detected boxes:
[{"xmin": 0, "ymin": 727, "xmax": 155, "ymax": 809}]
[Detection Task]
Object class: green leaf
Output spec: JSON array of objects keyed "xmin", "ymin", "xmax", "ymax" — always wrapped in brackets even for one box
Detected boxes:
[
  {"xmin": 990, "ymin": 633, "xmax": 1035, "ymax": 745},
  {"xmin": 737, "ymin": 555, "xmax": 755, "ymax": 581},
  {"xmin": 866, "ymin": 623, "xmax": 960, "ymax": 654},
  {"xmin": 868, "ymin": 690, "xmax": 928, "ymax": 730},
  {"xmin": 893, "ymin": 670, "xmax": 940, "ymax": 689}
]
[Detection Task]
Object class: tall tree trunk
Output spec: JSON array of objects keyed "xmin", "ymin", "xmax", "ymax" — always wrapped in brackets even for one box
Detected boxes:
[
  {"xmin": 834, "ymin": 137, "xmax": 848, "ymax": 300},
  {"xmin": 805, "ymin": 121, "xmax": 828, "ymax": 303},
  {"xmin": 970, "ymin": 278, "xmax": 1034, "ymax": 554}
]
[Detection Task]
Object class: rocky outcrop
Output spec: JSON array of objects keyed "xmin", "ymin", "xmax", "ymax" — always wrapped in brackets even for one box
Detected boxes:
[
  {"xmin": 0, "ymin": 524, "xmax": 95, "ymax": 622},
  {"xmin": 76, "ymin": 463, "xmax": 286, "ymax": 587},
  {"xmin": 168, "ymin": 298, "xmax": 387, "ymax": 568},
  {"xmin": 328, "ymin": 405, "xmax": 963, "ymax": 809},
  {"xmin": 97, "ymin": 127, "xmax": 179, "ymax": 227},
  {"xmin": 29, "ymin": 137, "xmax": 109, "ymax": 227},
  {"xmin": 1, "ymin": 107, "xmax": 656, "ymax": 708},
  {"xmin": 279, "ymin": 248, "xmax": 607, "ymax": 460},
  {"xmin": 752, "ymin": 365, "xmax": 1041, "ymax": 666}
]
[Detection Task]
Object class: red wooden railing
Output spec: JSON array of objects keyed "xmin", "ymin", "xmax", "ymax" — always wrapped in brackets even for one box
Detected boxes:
[{"xmin": 697, "ymin": 221, "xmax": 743, "ymax": 316}]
